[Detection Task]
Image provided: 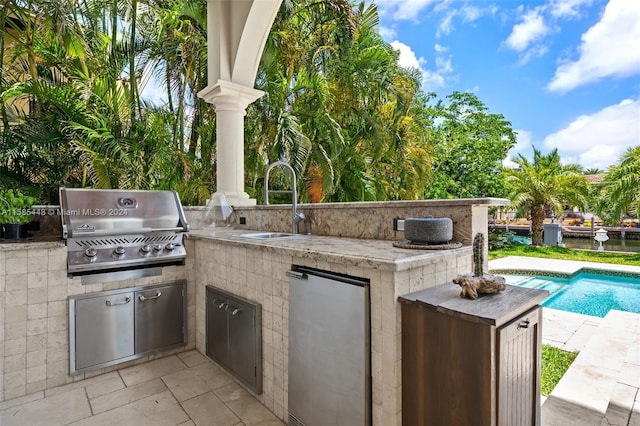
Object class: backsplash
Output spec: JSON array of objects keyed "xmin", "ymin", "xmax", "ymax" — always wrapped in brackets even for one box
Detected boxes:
[
  {"xmin": 185, "ymin": 198, "xmax": 509, "ymax": 246},
  {"xmin": 25, "ymin": 198, "xmax": 509, "ymax": 248}
]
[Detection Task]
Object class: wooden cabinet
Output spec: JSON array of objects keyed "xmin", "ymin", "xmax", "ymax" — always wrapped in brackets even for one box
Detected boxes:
[
  {"xmin": 399, "ymin": 284, "xmax": 548, "ymax": 426},
  {"xmin": 206, "ymin": 286, "xmax": 262, "ymax": 394}
]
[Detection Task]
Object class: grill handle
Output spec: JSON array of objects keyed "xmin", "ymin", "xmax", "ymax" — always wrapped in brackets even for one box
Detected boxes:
[{"xmin": 68, "ymin": 227, "xmax": 186, "ymax": 238}]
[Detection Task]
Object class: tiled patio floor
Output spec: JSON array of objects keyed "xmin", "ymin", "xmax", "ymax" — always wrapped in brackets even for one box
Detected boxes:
[{"xmin": 0, "ymin": 351, "xmax": 284, "ymax": 426}]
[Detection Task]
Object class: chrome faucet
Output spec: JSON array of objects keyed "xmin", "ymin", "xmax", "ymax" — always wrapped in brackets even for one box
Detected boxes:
[{"xmin": 264, "ymin": 161, "xmax": 306, "ymax": 234}]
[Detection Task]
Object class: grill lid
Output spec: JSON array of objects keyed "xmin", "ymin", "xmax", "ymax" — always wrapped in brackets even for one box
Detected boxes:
[
  {"xmin": 60, "ymin": 187, "xmax": 188, "ymax": 238},
  {"xmin": 59, "ymin": 187, "xmax": 189, "ymax": 280}
]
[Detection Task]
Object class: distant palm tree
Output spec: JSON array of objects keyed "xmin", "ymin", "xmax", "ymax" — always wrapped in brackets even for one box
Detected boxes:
[
  {"xmin": 583, "ymin": 168, "xmax": 603, "ymax": 175},
  {"xmin": 505, "ymin": 147, "xmax": 590, "ymax": 246},
  {"xmin": 593, "ymin": 146, "xmax": 640, "ymax": 225}
]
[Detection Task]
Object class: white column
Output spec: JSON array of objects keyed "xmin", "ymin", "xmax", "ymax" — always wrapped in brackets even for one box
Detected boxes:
[{"xmin": 199, "ymin": 80, "xmax": 264, "ymax": 206}]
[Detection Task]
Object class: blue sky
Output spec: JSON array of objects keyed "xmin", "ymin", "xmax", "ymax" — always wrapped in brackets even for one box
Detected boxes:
[{"xmin": 371, "ymin": 0, "xmax": 640, "ymax": 170}]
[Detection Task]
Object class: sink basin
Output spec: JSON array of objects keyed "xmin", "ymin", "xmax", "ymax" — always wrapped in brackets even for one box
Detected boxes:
[{"xmin": 237, "ymin": 232, "xmax": 300, "ymax": 239}]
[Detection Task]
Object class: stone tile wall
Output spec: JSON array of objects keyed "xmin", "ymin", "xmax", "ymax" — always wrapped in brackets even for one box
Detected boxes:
[{"xmin": 0, "ymin": 240, "xmax": 195, "ymax": 402}]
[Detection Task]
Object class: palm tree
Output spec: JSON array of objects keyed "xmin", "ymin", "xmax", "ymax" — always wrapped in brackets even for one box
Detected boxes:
[
  {"xmin": 1, "ymin": 0, "xmax": 214, "ymax": 200},
  {"xmin": 583, "ymin": 168, "xmax": 603, "ymax": 175},
  {"xmin": 247, "ymin": 0, "xmax": 434, "ymax": 203},
  {"xmin": 592, "ymin": 146, "xmax": 640, "ymax": 225},
  {"xmin": 505, "ymin": 147, "xmax": 590, "ymax": 245}
]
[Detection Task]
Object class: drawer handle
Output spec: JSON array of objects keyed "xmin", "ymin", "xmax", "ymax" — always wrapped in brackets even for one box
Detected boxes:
[
  {"xmin": 138, "ymin": 291, "xmax": 162, "ymax": 302},
  {"xmin": 518, "ymin": 320, "xmax": 530, "ymax": 329},
  {"xmin": 231, "ymin": 308, "xmax": 242, "ymax": 316},
  {"xmin": 286, "ymin": 271, "xmax": 307, "ymax": 280},
  {"xmin": 105, "ymin": 296, "xmax": 131, "ymax": 306},
  {"xmin": 213, "ymin": 300, "xmax": 227, "ymax": 309}
]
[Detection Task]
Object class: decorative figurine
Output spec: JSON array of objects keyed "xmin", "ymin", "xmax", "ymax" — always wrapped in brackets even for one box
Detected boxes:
[{"xmin": 453, "ymin": 233, "xmax": 506, "ymax": 299}]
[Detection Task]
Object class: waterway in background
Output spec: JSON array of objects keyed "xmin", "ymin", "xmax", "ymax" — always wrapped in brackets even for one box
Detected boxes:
[
  {"xmin": 505, "ymin": 234, "xmax": 640, "ymax": 253},
  {"xmin": 561, "ymin": 237, "xmax": 640, "ymax": 253}
]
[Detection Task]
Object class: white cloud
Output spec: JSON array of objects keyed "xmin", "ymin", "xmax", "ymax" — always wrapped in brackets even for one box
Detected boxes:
[
  {"xmin": 390, "ymin": 41, "xmax": 454, "ymax": 91},
  {"xmin": 548, "ymin": 0, "xmax": 640, "ymax": 92},
  {"xmin": 549, "ymin": 0, "xmax": 594, "ymax": 19},
  {"xmin": 503, "ymin": 129, "xmax": 534, "ymax": 168},
  {"xmin": 517, "ymin": 44, "xmax": 550, "ymax": 65},
  {"xmin": 425, "ymin": 44, "xmax": 454, "ymax": 90},
  {"xmin": 438, "ymin": 11, "xmax": 456, "ymax": 36},
  {"xmin": 434, "ymin": 51, "xmax": 453, "ymax": 74},
  {"xmin": 390, "ymin": 40, "xmax": 426, "ymax": 70},
  {"xmin": 375, "ymin": 0, "xmax": 438, "ymax": 21},
  {"xmin": 437, "ymin": 5, "xmax": 492, "ymax": 37},
  {"xmin": 542, "ymin": 98, "xmax": 640, "ymax": 169},
  {"xmin": 377, "ymin": 25, "xmax": 397, "ymax": 40},
  {"xmin": 505, "ymin": 8, "xmax": 549, "ymax": 52}
]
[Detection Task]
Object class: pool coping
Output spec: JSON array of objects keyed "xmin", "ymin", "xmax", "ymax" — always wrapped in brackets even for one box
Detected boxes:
[{"xmin": 488, "ymin": 256, "xmax": 640, "ymax": 279}]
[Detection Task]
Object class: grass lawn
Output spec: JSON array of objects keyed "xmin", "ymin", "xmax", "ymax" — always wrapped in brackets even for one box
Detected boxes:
[
  {"xmin": 541, "ymin": 345, "xmax": 578, "ymax": 396},
  {"xmin": 489, "ymin": 244, "xmax": 640, "ymax": 267}
]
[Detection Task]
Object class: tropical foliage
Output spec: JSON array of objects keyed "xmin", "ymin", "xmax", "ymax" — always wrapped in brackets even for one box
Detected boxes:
[
  {"xmin": 1, "ymin": 0, "xmax": 516, "ymax": 206},
  {"xmin": 247, "ymin": 0, "xmax": 435, "ymax": 203},
  {"xmin": 505, "ymin": 147, "xmax": 590, "ymax": 246},
  {"xmin": 0, "ymin": 0, "xmax": 212, "ymax": 204},
  {"xmin": 425, "ymin": 91, "xmax": 516, "ymax": 199},
  {"xmin": 592, "ymin": 146, "xmax": 640, "ymax": 225}
]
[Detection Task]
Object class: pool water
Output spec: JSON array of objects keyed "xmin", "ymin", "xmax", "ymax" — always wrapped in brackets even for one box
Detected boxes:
[{"xmin": 504, "ymin": 272, "xmax": 640, "ymax": 317}]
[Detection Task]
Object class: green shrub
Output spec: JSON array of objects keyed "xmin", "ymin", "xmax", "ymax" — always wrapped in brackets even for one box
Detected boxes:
[
  {"xmin": 488, "ymin": 228, "xmax": 515, "ymax": 250},
  {"xmin": 0, "ymin": 189, "xmax": 38, "ymax": 224}
]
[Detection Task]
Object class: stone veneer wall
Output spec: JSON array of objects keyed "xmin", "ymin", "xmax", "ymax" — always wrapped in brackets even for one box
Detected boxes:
[
  {"xmin": 186, "ymin": 198, "xmax": 505, "ymax": 256},
  {"xmin": 194, "ymin": 238, "xmax": 471, "ymax": 425},
  {"xmin": 0, "ymin": 239, "xmax": 195, "ymax": 402}
]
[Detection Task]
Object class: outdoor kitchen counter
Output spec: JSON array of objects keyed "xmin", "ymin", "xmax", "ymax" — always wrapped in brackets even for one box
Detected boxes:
[
  {"xmin": 190, "ymin": 227, "xmax": 475, "ymax": 425},
  {"xmin": 187, "ymin": 228, "xmax": 471, "ymax": 272}
]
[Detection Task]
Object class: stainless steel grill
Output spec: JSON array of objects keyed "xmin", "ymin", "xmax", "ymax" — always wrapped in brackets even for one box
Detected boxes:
[{"xmin": 59, "ymin": 187, "xmax": 189, "ymax": 283}]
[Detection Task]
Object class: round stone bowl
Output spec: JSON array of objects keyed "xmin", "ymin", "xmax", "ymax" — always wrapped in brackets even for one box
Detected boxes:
[{"xmin": 404, "ymin": 217, "xmax": 453, "ymax": 244}]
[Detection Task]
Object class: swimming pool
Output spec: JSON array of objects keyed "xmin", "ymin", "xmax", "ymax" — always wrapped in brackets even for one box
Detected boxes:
[{"xmin": 503, "ymin": 272, "xmax": 640, "ymax": 317}]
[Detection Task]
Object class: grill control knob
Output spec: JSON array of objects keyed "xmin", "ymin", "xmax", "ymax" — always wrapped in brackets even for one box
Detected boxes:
[
  {"xmin": 85, "ymin": 247, "xmax": 98, "ymax": 258},
  {"xmin": 164, "ymin": 243, "xmax": 176, "ymax": 251},
  {"xmin": 114, "ymin": 246, "xmax": 126, "ymax": 256},
  {"xmin": 153, "ymin": 244, "xmax": 163, "ymax": 252},
  {"xmin": 140, "ymin": 244, "xmax": 152, "ymax": 254}
]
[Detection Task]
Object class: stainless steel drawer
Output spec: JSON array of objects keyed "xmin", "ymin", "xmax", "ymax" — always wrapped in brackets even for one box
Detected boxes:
[{"xmin": 69, "ymin": 280, "xmax": 186, "ymax": 374}]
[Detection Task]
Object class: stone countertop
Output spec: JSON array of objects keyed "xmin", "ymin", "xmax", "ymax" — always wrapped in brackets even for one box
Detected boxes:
[
  {"xmin": 0, "ymin": 237, "xmax": 65, "ymax": 251},
  {"xmin": 188, "ymin": 228, "xmax": 471, "ymax": 272},
  {"xmin": 230, "ymin": 197, "xmax": 510, "ymax": 211}
]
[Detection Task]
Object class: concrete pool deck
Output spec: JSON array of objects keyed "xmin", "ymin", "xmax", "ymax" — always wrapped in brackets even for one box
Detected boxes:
[{"xmin": 489, "ymin": 256, "xmax": 640, "ymax": 426}]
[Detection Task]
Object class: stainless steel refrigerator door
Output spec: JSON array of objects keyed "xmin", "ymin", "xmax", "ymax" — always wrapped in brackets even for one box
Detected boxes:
[{"xmin": 288, "ymin": 269, "xmax": 371, "ymax": 426}]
